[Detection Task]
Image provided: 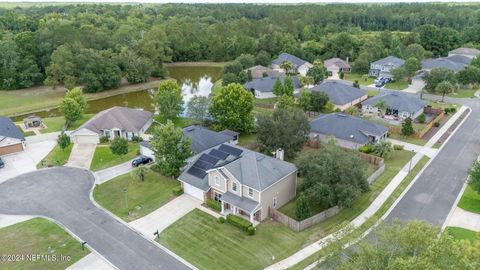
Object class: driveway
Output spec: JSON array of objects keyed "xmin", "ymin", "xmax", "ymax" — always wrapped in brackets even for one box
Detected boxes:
[
  {"xmin": 67, "ymin": 144, "xmax": 96, "ymax": 169},
  {"xmin": 0, "ymin": 141, "xmax": 56, "ymax": 184},
  {"xmin": 94, "ymin": 158, "xmax": 137, "ymax": 184},
  {"xmin": 0, "ymin": 167, "xmax": 192, "ymax": 270}
]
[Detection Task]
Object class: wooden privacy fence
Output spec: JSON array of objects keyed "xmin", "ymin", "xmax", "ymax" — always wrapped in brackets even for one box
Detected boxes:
[
  {"xmin": 269, "ymin": 206, "xmax": 341, "ymax": 232},
  {"xmin": 416, "ymin": 111, "xmax": 444, "ymax": 139}
]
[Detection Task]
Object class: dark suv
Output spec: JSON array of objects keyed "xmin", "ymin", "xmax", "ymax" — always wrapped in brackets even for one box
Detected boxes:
[
  {"xmin": 132, "ymin": 156, "xmax": 153, "ymax": 167},
  {"xmin": 0, "ymin": 157, "xmax": 4, "ymax": 169}
]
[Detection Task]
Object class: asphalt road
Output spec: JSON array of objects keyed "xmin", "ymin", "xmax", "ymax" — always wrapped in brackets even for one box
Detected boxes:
[
  {"xmin": 0, "ymin": 167, "xmax": 191, "ymax": 270},
  {"xmin": 385, "ymin": 96, "xmax": 480, "ymax": 226}
]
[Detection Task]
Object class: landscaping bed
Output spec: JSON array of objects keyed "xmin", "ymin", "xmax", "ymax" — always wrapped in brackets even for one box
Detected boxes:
[
  {"xmin": 90, "ymin": 143, "xmax": 139, "ymax": 171},
  {"xmin": 0, "ymin": 218, "xmax": 90, "ymax": 270},
  {"xmin": 36, "ymin": 144, "xmax": 73, "ymax": 169},
  {"xmin": 93, "ymin": 169, "xmax": 180, "ymax": 222}
]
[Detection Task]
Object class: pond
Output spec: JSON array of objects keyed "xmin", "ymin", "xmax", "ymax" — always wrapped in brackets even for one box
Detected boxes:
[{"xmin": 13, "ymin": 65, "xmax": 222, "ymax": 120}]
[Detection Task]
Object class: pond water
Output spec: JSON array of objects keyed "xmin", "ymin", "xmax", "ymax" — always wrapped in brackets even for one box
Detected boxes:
[{"xmin": 14, "ymin": 65, "xmax": 222, "ymax": 120}]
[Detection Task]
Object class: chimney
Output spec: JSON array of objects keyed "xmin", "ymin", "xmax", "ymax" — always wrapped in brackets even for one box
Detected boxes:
[{"xmin": 275, "ymin": 148, "xmax": 284, "ymax": 161}]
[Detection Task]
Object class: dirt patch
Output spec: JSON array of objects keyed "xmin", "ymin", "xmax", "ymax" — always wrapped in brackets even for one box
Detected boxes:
[
  {"xmin": 434, "ymin": 109, "xmax": 470, "ymax": 147},
  {"xmin": 421, "ymin": 113, "xmax": 452, "ymax": 141}
]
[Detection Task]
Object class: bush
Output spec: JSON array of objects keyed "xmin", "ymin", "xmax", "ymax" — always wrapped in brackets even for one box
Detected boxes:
[
  {"xmin": 226, "ymin": 214, "xmax": 253, "ymax": 232},
  {"xmin": 100, "ymin": 136, "xmax": 109, "ymax": 143},
  {"xmin": 172, "ymin": 186, "xmax": 183, "ymax": 196},
  {"xmin": 218, "ymin": 216, "xmax": 225, "ymax": 224},
  {"xmin": 110, "ymin": 137, "xmax": 129, "ymax": 155},
  {"xmin": 247, "ymin": 226, "xmax": 256, "ymax": 235},
  {"xmin": 207, "ymin": 198, "xmax": 222, "ymax": 212},
  {"xmin": 339, "ymin": 71, "xmax": 345, "ymax": 79},
  {"xmin": 418, "ymin": 113, "xmax": 426, "ymax": 124},
  {"xmin": 359, "ymin": 145, "xmax": 374, "ymax": 153},
  {"xmin": 434, "ymin": 122, "xmax": 440, "ymax": 127},
  {"xmin": 393, "ymin": 144, "xmax": 404, "ymax": 151},
  {"xmin": 449, "ymin": 107, "xmax": 456, "ymax": 113},
  {"xmin": 131, "ymin": 135, "xmax": 143, "ymax": 142},
  {"xmin": 444, "ymin": 108, "xmax": 451, "ymax": 114}
]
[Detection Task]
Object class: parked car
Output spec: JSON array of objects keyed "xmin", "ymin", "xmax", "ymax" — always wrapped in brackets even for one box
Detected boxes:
[
  {"xmin": 375, "ymin": 80, "xmax": 385, "ymax": 88},
  {"xmin": 374, "ymin": 77, "xmax": 384, "ymax": 84},
  {"xmin": 0, "ymin": 157, "xmax": 4, "ymax": 169},
  {"xmin": 132, "ymin": 156, "xmax": 153, "ymax": 167}
]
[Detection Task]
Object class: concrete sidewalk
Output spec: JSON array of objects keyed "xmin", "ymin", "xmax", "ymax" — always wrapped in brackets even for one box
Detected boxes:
[
  {"xmin": 94, "ymin": 158, "xmax": 137, "ymax": 184},
  {"xmin": 387, "ymin": 138, "xmax": 438, "ymax": 158},
  {"xmin": 448, "ymin": 207, "xmax": 480, "ymax": 232}
]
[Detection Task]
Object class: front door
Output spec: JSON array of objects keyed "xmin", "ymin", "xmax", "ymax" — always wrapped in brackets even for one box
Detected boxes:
[
  {"xmin": 214, "ymin": 192, "xmax": 222, "ymax": 202},
  {"xmin": 114, "ymin": 130, "xmax": 121, "ymax": 138}
]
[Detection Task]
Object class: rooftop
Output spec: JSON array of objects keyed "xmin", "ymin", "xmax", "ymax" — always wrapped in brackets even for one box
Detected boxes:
[
  {"xmin": 422, "ymin": 55, "xmax": 471, "ymax": 72},
  {"xmin": 0, "ymin": 116, "xmax": 24, "ymax": 141},
  {"xmin": 371, "ymin": 56, "xmax": 405, "ymax": 67},
  {"xmin": 324, "ymin": 58, "xmax": 351, "ymax": 69},
  {"xmin": 449, "ymin": 47, "xmax": 480, "ymax": 56},
  {"xmin": 272, "ymin": 53, "xmax": 310, "ymax": 68},
  {"xmin": 183, "ymin": 125, "xmax": 237, "ymax": 154},
  {"xmin": 243, "ymin": 76, "xmax": 301, "ymax": 93},
  {"xmin": 309, "ymin": 80, "xmax": 367, "ymax": 105},
  {"xmin": 362, "ymin": 91, "xmax": 427, "ymax": 114}
]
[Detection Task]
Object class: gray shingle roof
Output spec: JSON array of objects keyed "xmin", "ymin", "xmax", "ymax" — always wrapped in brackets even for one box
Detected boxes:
[
  {"xmin": 0, "ymin": 116, "xmax": 24, "ymax": 141},
  {"xmin": 309, "ymin": 80, "xmax": 367, "ymax": 106},
  {"xmin": 362, "ymin": 92, "xmax": 427, "ymax": 114},
  {"xmin": 324, "ymin": 58, "xmax": 351, "ymax": 69},
  {"xmin": 422, "ymin": 55, "xmax": 471, "ymax": 72},
  {"xmin": 76, "ymin": 106, "xmax": 153, "ymax": 134},
  {"xmin": 310, "ymin": 113, "xmax": 388, "ymax": 145},
  {"xmin": 371, "ymin": 56, "xmax": 405, "ymax": 67},
  {"xmin": 178, "ymin": 144, "xmax": 297, "ymax": 192},
  {"xmin": 221, "ymin": 192, "xmax": 259, "ymax": 212},
  {"xmin": 449, "ymin": 47, "xmax": 480, "ymax": 56},
  {"xmin": 272, "ymin": 53, "xmax": 310, "ymax": 68},
  {"xmin": 243, "ymin": 76, "xmax": 301, "ymax": 93},
  {"xmin": 183, "ymin": 125, "xmax": 236, "ymax": 154}
]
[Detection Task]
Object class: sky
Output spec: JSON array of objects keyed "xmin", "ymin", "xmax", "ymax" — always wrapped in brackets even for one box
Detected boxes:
[{"xmin": 3, "ymin": 0, "xmax": 480, "ymax": 3}]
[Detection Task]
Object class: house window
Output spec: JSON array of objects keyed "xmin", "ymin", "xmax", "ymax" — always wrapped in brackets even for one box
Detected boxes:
[
  {"xmin": 248, "ymin": 188, "xmax": 254, "ymax": 198},
  {"xmin": 232, "ymin": 182, "xmax": 237, "ymax": 192},
  {"xmin": 215, "ymin": 176, "xmax": 220, "ymax": 186}
]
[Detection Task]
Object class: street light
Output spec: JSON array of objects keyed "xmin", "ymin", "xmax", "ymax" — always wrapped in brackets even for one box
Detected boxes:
[{"xmin": 123, "ymin": 188, "xmax": 128, "ymax": 211}]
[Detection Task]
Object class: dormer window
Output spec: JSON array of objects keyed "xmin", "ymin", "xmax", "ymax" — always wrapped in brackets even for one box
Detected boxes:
[
  {"xmin": 232, "ymin": 182, "xmax": 237, "ymax": 192},
  {"xmin": 215, "ymin": 176, "xmax": 220, "ymax": 186},
  {"xmin": 248, "ymin": 188, "xmax": 254, "ymax": 197}
]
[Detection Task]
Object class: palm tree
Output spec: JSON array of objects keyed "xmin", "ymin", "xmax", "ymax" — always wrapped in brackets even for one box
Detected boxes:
[
  {"xmin": 132, "ymin": 165, "xmax": 149, "ymax": 182},
  {"xmin": 435, "ymin": 81, "xmax": 455, "ymax": 102},
  {"xmin": 375, "ymin": 100, "xmax": 388, "ymax": 117},
  {"xmin": 373, "ymin": 141, "xmax": 393, "ymax": 159},
  {"xmin": 280, "ymin": 61, "xmax": 295, "ymax": 74}
]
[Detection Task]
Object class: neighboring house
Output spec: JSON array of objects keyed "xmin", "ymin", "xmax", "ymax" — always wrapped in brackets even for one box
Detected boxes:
[
  {"xmin": 178, "ymin": 143, "xmax": 297, "ymax": 223},
  {"xmin": 324, "ymin": 58, "xmax": 351, "ymax": 78},
  {"xmin": 448, "ymin": 47, "xmax": 480, "ymax": 59},
  {"xmin": 271, "ymin": 53, "xmax": 313, "ymax": 76},
  {"xmin": 71, "ymin": 106, "xmax": 153, "ymax": 144},
  {"xmin": 243, "ymin": 76, "xmax": 301, "ymax": 99},
  {"xmin": 309, "ymin": 113, "xmax": 388, "ymax": 150},
  {"xmin": 421, "ymin": 55, "xmax": 472, "ymax": 73},
  {"xmin": 309, "ymin": 80, "xmax": 368, "ymax": 111},
  {"xmin": 0, "ymin": 116, "xmax": 25, "ymax": 156},
  {"xmin": 362, "ymin": 92, "xmax": 427, "ymax": 120},
  {"xmin": 368, "ymin": 56, "xmax": 405, "ymax": 78},
  {"xmin": 247, "ymin": 65, "xmax": 281, "ymax": 79},
  {"xmin": 139, "ymin": 125, "xmax": 239, "ymax": 160}
]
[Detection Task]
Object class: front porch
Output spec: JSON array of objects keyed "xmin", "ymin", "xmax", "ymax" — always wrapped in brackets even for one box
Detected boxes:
[
  {"xmin": 222, "ymin": 203, "xmax": 261, "ymax": 227},
  {"xmin": 210, "ymin": 191, "xmax": 261, "ymax": 226}
]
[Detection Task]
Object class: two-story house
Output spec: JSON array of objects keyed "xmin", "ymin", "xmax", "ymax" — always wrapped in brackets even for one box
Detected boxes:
[
  {"xmin": 368, "ymin": 56, "xmax": 405, "ymax": 79},
  {"xmin": 178, "ymin": 143, "xmax": 297, "ymax": 223}
]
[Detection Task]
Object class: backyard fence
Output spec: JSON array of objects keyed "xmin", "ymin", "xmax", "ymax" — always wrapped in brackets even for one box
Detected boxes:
[
  {"xmin": 367, "ymin": 163, "xmax": 385, "ymax": 184},
  {"xmin": 269, "ymin": 206, "xmax": 341, "ymax": 232},
  {"xmin": 415, "ymin": 111, "xmax": 445, "ymax": 139}
]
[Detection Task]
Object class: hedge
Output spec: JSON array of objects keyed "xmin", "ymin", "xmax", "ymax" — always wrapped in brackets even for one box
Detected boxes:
[
  {"xmin": 226, "ymin": 214, "xmax": 253, "ymax": 232},
  {"xmin": 172, "ymin": 186, "xmax": 183, "ymax": 196},
  {"xmin": 247, "ymin": 226, "xmax": 256, "ymax": 235},
  {"xmin": 207, "ymin": 198, "xmax": 222, "ymax": 212},
  {"xmin": 218, "ymin": 217, "xmax": 225, "ymax": 224},
  {"xmin": 393, "ymin": 144, "xmax": 404, "ymax": 151}
]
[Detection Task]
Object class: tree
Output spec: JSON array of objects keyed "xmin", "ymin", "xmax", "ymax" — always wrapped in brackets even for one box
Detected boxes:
[
  {"xmin": 392, "ymin": 67, "xmax": 406, "ymax": 81},
  {"xmin": 65, "ymin": 87, "xmax": 86, "ymax": 112},
  {"xmin": 154, "ymin": 80, "xmax": 184, "ymax": 122},
  {"xmin": 401, "ymin": 117, "xmax": 414, "ymax": 136},
  {"xmin": 110, "ymin": 137, "xmax": 129, "ymax": 155},
  {"xmin": 457, "ymin": 66, "xmax": 480, "ymax": 85},
  {"xmin": 306, "ymin": 64, "xmax": 326, "ymax": 84},
  {"xmin": 295, "ymin": 192, "xmax": 310, "ymax": 220},
  {"xmin": 424, "ymin": 68, "xmax": 457, "ymax": 91},
  {"xmin": 372, "ymin": 141, "xmax": 393, "ymax": 159},
  {"xmin": 237, "ymin": 70, "xmax": 249, "ymax": 84},
  {"xmin": 272, "ymin": 78, "xmax": 284, "ymax": 96},
  {"xmin": 255, "ymin": 51, "xmax": 270, "ymax": 66},
  {"xmin": 222, "ymin": 73, "xmax": 238, "ymax": 85},
  {"xmin": 256, "ymin": 108, "xmax": 310, "ymax": 160},
  {"xmin": 296, "ymin": 143, "xmax": 368, "ymax": 208},
  {"xmin": 235, "ymin": 54, "xmax": 255, "ymax": 69},
  {"xmin": 299, "ymin": 76, "xmax": 314, "ymax": 87},
  {"xmin": 310, "ymin": 91, "xmax": 330, "ymax": 112},
  {"xmin": 276, "ymin": 95, "xmax": 295, "ymax": 109},
  {"xmin": 132, "ymin": 165, "xmax": 149, "ymax": 182},
  {"xmin": 298, "ymin": 90, "xmax": 312, "ymax": 112},
  {"xmin": 404, "ymin": 57, "xmax": 420, "ymax": 78},
  {"xmin": 280, "ymin": 61, "xmax": 295, "ymax": 74},
  {"xmin": 283, "ymin": 76, "xmax": 294, "ymax": 96},
  {"xmin": 57, "ymin": 131, "xmax": 71, "ymax": 151},
  {"xmin": 436, "ymin": 81, "xmax": 455, "ymax": 102},
  {"xmin": 210, "ymin": 83, "xmax": 255, "ymax": 133},
  {"xmin": 403, "ymin": 43, "xmax": 426, "ymax": 60},
  {"xmin": 468, "ymin": 160, "xmax": 480, "ymax": 193},
  {"xmin": 345, "ymin": 106, "xmax": 358, "ymax": 115},
  {"xmin": 223, "ymin": 61, "xmax": 243, "ymax": 75},
  {"xmin": 375, "ymin": 100, "xmax": 387, "ymax": 116},
  {"xmin": 187, "ymin": 95, "xmax": 210, "ymax": 123},
  {"xmin": 59, "ymin": 98, "xmax": 82, "ymax": 126},
  {"xmin": 151, "ymin": 120, "xmax": 192, "ymax": 177}
]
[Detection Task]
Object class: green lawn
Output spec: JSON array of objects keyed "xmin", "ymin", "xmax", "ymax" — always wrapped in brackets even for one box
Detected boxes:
[
  {"xmin": 146, "ymin": 117, "xmax": 199, "ymax": 134},
  {"xmin": 255, "ymin": 97, "xmax": 278, "ymax": 105},
  {"xmin": 445, "ymin": 227, "xmax": 478, "ymax": 242},
  {"xmin": 0, "ymin": 218, "xmax": 90, "ymax": 270},
  {"xmin": 93, "ymin": 170, "xmax": 180, "ymax": 221},
  {"xmin": 385, "ymin": 80, "xmax": 409, "ymax": 90},
  {"xmin": 389, "ymin": 133, "xmax": 427, "ymax": 146},
  {"xmin": 367, "ymin": 89, "xmax": 379, "ymax": 97},
  {"xmin": 447, "ymin": 88, "xmax": 477, "ymax": 98},
  {"xmin": 458, "ymin": 185, "xmax": 480, "ymax": 214},
  {"xmin": 90, "ymin": 143, "xmax": 140, "ymax": 171},
  {"xmin": 0, "ymin": 87, "xmax": 66, "ymax": 116},
  {"xmin": 16, "ymin": 125, "xmax": 35, "ymax": 137},
  {"xmin": 37, "ymin": 144, "xmax": 73, "ymax": 169},
  {"xmin": 159, "ymin": 150, "xmax": 415, "ymax": 270},
  {"xmin": 238, "ymin": 133, "xmax": 257, "ymax": 147},
  {"xmin": 41, "ymin": 114, "xmax": 94, "ymax": 133},
  {"xmin": 343, "ymin": 73, "xmax": 374, "ymax": 86}
]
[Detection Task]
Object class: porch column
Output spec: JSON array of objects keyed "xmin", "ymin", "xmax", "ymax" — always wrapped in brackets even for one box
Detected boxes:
[
  {"xmin": 232, "ymin": 206, "xmax": 236, "ymax": 214},
  {"xmin": 249, "ymin": 212, "xmax": 254, "ymax": 223},
  {"xmin": 221, "ymin": 201, "xmax": 224, "ymax": 214}
]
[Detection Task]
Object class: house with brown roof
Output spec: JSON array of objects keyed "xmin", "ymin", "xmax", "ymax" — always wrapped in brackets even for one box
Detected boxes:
[
  {"xmin": 448, "ymin": 47, "xmax": 480, "ymax": 59},
  {"xmin": 246, "ymin": 65, "xmax": 281, "ymax": 79},
  {"xmin": 324, "ymin": 58, "xmax": 351, "ymax": 79},
  {"xmin": 70, "ymin": 106, "xmax": 153, "ymax": 144}
]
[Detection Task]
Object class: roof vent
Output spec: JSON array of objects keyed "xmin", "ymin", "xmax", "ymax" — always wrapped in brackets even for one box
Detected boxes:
[{"xmin": 349, "ymin": 134, "xmax": 354, "ymax": 139}]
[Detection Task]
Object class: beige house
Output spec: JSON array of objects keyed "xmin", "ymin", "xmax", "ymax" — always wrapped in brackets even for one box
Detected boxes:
[
  {"xmin": 246, "ymin": 65, "xmax": 281, "ymax": 79},
  {"xmin": 271, "ymin": 53, "xmax": 313, "ymax": 76},
  {"xmin": 178, "ymin": 144, "xmax": 297, "ymax": 223},
  {"xmin": 324, "ymin": 58, "xmax": 351, "ymax": 79}
]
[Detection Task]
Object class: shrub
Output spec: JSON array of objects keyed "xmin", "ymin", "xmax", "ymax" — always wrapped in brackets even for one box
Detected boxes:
[
  {"xmin": 434, "ymin": 122, "xmax": 440, "ymax": 127},
  {"xmin": 131, "ymin": 135, "xmax": 143, "ymax": 142},
  {"xmin": 418, "ymin": 113, "xmax": 426, "ymax": 124},
  {"xmin": 339, "ymin": 71, "xmax": 345, "ymax": 79},
  {"xmin": 247, "ymin": 226, "xmax": 256, "ymax": 235},
  {"xmin": 110, "ymin": 137, "xmax": 129, "ymax": 155},
  {"xmin": 449, "ymin": 107, "xmax": 456, "ymax": 113},
  {"xmin": 207, "ymin": 198, "xmax": 222, "ymax": 212},
  {"xmin": 100, "ymin": 136, "xmax": 109, "ymax": 143},
  {"xmin": 295, "ymin": 192, "xmax": 310, "ymax": 220},
  {"xmin": 359, "ymin": 145, "xmax": 374, "ymax": 154},
  {"xmin": 218, "ymin": 217, "xmax": 225, "ymax": 224},
  {"xmin": 393, "ymin": 144, "xmax": 404, "ymax": 151},
  {"xmin": 401, "ymin": 117, "xmax": 414, "ymax": 136},
  {"xmin": 226, "ymin": 214, "xmax": 253, "ymax": 232},
  {"xmin": 172, "ymin": 186, "xmax": 183, "ymax": 196},
  {"xmin": 444, "ymin": 107, "xmax": 451, "ymax": 114}
]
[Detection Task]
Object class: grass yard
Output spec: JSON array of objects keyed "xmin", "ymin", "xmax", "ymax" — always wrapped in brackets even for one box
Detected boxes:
[
  {"xmin": 37, "ymin": 144, "xmax": 73, "ymax": 169},
  {"xmin": 41, "ymin": 114, "xmax": 94, "ymax": 133},
  {"xmin": 458, "ymin": 184, "xmax": 480, "ymax": 214},
  {"xmin": 445, "ymin": 227, "xmax": 478, "ymax": 242},
  {"xmin": 16, "ymin": 125, "xmax": 35, "ymax": 137},
  {"xmin": 159, "ymin": 150, "xmax": 415, "ymax": 270},
  {"xmin": 0, "ymin": 218, "xmax": 90, "ymax": 270},
  {"xmin": 93, "ymin": 170, "xmax": 180, "ymax": 221},
  {"xmin": 367, "ymin": 89, "xmax": 379, "ymax": 97},
  {"xmin": 343, "ymin": 73, "xmax": 374, "ymax": 86},
  {"xmin": 255, "ymin": 97, "xmax": 278, "ymax": 105},
  {"xmin": 447, "ymin": 88, "xmax": 477, "ymax": 98},
  {"xmin": 146, "ymin": 117, "xmax": 199, "ymax": 134},
  {"xmin": 238, "ymin": 133, "xmax": 257, "ymax": 147},
  {"xmin": 90, "ymin": 143, "xmax": 139, "ymax": 171},
  {"xmin": 385, "ymin": 80, "xmax": 409, "ymax": 90},
  {"xmin": 389, "ymin": 133, "xmax": 427, "ymax": 146}
]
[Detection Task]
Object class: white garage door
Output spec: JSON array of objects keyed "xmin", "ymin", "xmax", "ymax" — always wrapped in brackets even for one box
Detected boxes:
[
  {"xmin": 73, "ymin": 135, "xmax": 99, "ymax": 144},
  {"xmin": 183, "ymin": 183, "xmax": 204, "ymax": 201}
]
